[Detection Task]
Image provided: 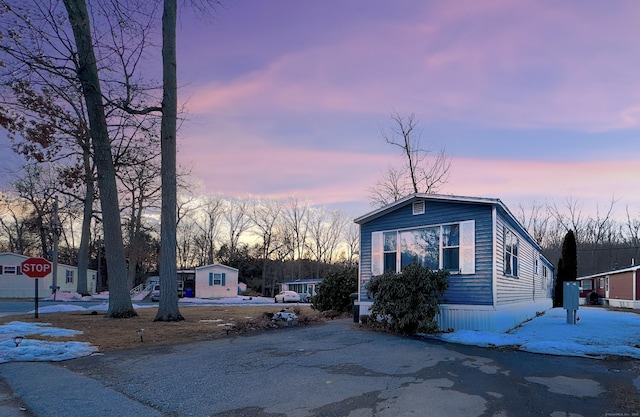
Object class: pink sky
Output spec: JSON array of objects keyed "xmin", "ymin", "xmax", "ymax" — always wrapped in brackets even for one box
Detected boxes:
[{"xmin": 173, "ymin": 0, "xmax": 640, "ymax": 217}]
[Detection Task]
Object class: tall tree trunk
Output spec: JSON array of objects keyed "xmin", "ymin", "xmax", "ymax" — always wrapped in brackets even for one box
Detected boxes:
[
  {"xmin": 76, "ymin": 150, "xmax": 94, "ymax": 295},
  {"xmin": 155, "ymin": 0, "xmax": 183, "ymax": 321},
  {"xmin": 64, "ymin": 0, "xmax": 135, "ymax": 317}
]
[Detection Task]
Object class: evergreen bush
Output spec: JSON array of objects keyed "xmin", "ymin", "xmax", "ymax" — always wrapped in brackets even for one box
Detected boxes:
[
  {"xmin": 311, "ymin": 266, "xmax": 358, "ymax": 313},
  {"xmin": 366, "ymin": 262, "xmax": 449, "ymax": 335}
]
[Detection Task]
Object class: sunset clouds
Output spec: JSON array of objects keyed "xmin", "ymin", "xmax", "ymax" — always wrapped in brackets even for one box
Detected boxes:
[{"xmin": 175, "ymin": 0, "xmax": 640, "ymax": 216}]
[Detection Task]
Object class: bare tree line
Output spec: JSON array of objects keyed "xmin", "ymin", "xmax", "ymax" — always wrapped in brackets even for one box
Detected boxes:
[
  {"xmin": 0, "ymin": 180, "xmax": 360, "ymax": 295},
  {"xmin": 516, "ymin": 196, "xmax": 640, "ymax": 276}
]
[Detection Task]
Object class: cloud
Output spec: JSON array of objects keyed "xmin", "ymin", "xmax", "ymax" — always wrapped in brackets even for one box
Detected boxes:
[{"xmin": 182, "ymin": 1, "xmax": 640, "ymax": 131}]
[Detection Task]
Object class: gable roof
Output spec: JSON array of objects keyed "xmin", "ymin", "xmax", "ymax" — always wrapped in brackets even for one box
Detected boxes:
[
  {"xmin": 194, "ymin": 263, "xmax": 239, "ymax": 273},
  {"xmin": 354, "ymin": 193, "xmax": 543, "ymax": 253}
]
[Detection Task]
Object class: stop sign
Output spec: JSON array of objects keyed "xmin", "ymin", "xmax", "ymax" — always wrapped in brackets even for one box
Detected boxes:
[{"xmin": 21, "ymin": 257, "xmax": 52, "ymax": 278}]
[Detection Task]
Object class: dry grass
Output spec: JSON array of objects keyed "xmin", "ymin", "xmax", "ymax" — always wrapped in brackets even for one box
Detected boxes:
[{"xmin": 0, "ymin": 305, "xmax": 328, "ymax": 352}]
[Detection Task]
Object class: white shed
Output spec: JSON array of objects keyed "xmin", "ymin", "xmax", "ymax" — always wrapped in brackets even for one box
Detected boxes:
[
  {"xmin": 0, "ymin": 252, "xmax": 97, "ymax": 298},
  {"xmin": 194, "ymin": 263, "xmax": 239, "ymax": 298}
]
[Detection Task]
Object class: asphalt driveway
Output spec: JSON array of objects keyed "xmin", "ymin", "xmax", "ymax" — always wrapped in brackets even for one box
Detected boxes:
[{"xmin": 2, "ymin": 319, "xmax": 638, "ymax": 416}]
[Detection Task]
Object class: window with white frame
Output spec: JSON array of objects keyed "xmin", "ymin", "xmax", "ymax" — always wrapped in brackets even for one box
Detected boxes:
[
  {"xmin": 503, "ymin": 228, "xmax": 519, "ymax": 277},
  {"xmin": 66, "ymin": 270, "xmax": 74, "ymax": 284},
  {"xmin": 209, "ymin": 272, "xmax": 226, "ymax": 286},
  {"xmin": 534, "ymin": 258, "xmax": 539, "ymax": 275},
  {"xmin": 371, "ymin": 220, "xmax": 475, "ymax": 275}
]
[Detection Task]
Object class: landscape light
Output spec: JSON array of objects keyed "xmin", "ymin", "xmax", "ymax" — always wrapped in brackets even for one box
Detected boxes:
[
  {"xmin": 136, "ymin": 328, "xmax": 144, "ymax": 343},
  {"xmin": 13, "ymin": 336, "xmax": 24, "ymax": 347}
]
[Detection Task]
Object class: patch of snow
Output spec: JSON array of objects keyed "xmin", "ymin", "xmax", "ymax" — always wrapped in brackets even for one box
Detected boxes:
[
  {"xmin": 0, "ymin": 321, "xmax": 96, "ymax": 363},
  {"xmin": 429, "ymin": 307, "xmax": 640, "ymax": 359}
]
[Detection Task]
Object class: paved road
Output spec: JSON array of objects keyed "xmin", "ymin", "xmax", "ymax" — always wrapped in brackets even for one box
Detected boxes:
[{"xmin": 1, "ymin": 319, "xmax": 639, "ymax": 416}]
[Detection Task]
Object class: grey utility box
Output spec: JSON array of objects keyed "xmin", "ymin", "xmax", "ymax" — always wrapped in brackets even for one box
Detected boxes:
[{"xmin": 563, "ymin": 281, "xmax": 580, "ymax": 324}]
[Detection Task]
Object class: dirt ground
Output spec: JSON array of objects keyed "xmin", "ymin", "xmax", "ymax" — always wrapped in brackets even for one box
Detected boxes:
[{"xmin": 0, "ymin": 305, "xmax": 335, "ymax": 352}]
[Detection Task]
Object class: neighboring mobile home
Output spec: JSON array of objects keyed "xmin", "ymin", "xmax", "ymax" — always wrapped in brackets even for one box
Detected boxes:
[
  {"xmin": 578, "ymin": 265, "xmax": 640, "ymax": 309},
  {"xmin": 354, "ymin": 194, "xmax": 555, "ymax": 333},
  {"xmin": 194, "ymin": 263, "xmax": 239, "ymax": 298},
  {"xmin": 0, "ymin": 252, "xmax": 97, "ymax": 298},
  {"xmin": 280, "ymin": 278, "xmax": 322, "ymax": 301}
]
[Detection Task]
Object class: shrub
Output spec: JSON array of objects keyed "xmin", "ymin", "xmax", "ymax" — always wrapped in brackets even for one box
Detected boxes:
[
  {"xmin": 366, "ymin": 262, "xmax": 449, "ymax": 335},
  {"xmin": 312, "ymin": 266, "xmax": 358, "ymax": 313}
]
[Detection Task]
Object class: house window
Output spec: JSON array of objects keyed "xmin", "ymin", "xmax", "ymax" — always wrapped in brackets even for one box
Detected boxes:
[
  {"xmin": 66, "ymin": 270, "xmax": 74, "ymax": 284},
  {"xmin": 209, "ymin": 272, "xmax": 226, "ymax": 286},
  {"xmin": 504, "ymin": 228, "xmax": 519, "ymax": 277},
  {"xmin": 581, "ymin": 280, "xmax": 592, "ymax": 291},
  {"xmin": 599, "ymin": 278, "xmax": 604, "ymax": 289},
  {"xmin": 383, "ymin": 231, "xmax": 397, "ymax": 272},
  {"xmin": 372, "ymin": 220, "xmax": 475, "ymax": 275},
  {"xmin": 400, "ymin": 226, "xmax": 439, "ymax": 270},
  {"xmin": 442, "ymin": 224, "xmax": 460, "ymax": 271},
  {"xmin": 534, "ymin": 258, "xmax": 539, "ymax": 275},
  {"xmin": 2, "ymin": 265, "xmax": 17, "ymax": 275}
]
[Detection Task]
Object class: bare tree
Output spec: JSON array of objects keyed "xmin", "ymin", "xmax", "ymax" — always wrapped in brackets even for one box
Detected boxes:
[
  {"xmin": 341, "ymin": 221, "xmax": 360, "ymax": 269},
  {"xmin": 11, "ymin": 165, "xmax": 58, "ymax": 259},
  {"xmin": 281, "ymin": 197, "xmax": 311, "ymax": 278},
  {"xmin": 369, "ymin": 112, "xmax": 451, "ymax": 208},
  {"xmin": 195, "ymin": 196, "xmax": 224, "ymax": 265},
  {"xmin": 624, "ymin": 206, "xmax": 640, "ymax": 264},
  {"xmin": 368, "ymin": 165, "xmax": 408, "ymax": 208},
  {"xmin": 63, "ymin": 0, "xmax": 135, "ymax": 317},
  {"xmin": 516, "ymin": 201, "xmax": 554, "ymax": 247},
  {"xmin": 306, "ymin": 208, "xmax": 346, "ymax": 276},
  {"xmin": 222, "ymin": 197, "xmax": 252, "ymax": 262},
  {"xmin": 248, "ymin": 198, "xmax": 282, "ymax": 295},
  {"xmin": 0, "ymin": 192, "xmax": 37, "ymax": 254}
]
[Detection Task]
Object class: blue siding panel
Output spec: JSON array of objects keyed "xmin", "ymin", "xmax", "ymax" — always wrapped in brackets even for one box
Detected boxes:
[
  {"xmin": 359, "ymin": 199, "xmax": 494, "ymax": 306},
  {"xmin": 495, "ymin": 214, "xmax": 554, "ymax": 305}
]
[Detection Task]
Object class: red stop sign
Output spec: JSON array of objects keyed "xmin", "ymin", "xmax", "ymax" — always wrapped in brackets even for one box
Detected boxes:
[{"xmin": 21, "ymin": 257, "xmax": 52, "ymax": 278}]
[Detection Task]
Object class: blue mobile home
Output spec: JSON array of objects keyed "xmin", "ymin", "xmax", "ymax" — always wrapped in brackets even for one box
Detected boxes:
[{"xmin": 355, "ymin": 194, "xmax": 554, "ymax": 332}]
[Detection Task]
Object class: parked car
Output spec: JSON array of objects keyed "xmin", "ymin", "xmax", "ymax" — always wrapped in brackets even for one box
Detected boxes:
[
  {"xmin": 151, "ymin": 284, "xmax": 160, "ymax": 302},
  {"xmin": 274, "ymin": 290, "xmax": 300, "ymax": 303}
]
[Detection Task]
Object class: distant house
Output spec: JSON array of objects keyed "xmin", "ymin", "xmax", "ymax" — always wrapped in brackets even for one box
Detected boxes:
[
  {"xmin": 0, "ymin": 252, "xmax": 97, "ymax": 298},
  {"xmin": 354, "ymin": 194, "xmax": 555, "ymax": 333},
  {"xmin": 577, "ymin": 265, "xmax": 640, "ymax": 309},
  {"xmin": 194, "ymin": 263, "xmax": 239, "ymax": 298},
  {"xmin": 280, "ymin": 278, "xmax": 322, "ymax": 301}
]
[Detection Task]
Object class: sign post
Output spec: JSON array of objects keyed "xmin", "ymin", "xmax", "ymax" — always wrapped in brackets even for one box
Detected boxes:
[{"xmin": 21, "ymin": 257, "xmax": 52, "ymax": 319}]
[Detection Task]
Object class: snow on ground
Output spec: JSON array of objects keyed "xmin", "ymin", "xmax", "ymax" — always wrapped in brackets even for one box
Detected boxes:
[
  {"xmin": 429, "ymin": 307, "xmax": 640, "ymax": 360},
  {"xmin": 2, "ymin": 295, "xmax": 639, "ymax": 363},
  {"xmin": 0, "ymin": 321, "xmax": 97, "ymax": 363}
]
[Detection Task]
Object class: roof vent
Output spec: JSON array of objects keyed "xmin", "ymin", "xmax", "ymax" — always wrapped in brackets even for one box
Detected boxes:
[{"xmin": 412, "ymin": 200, "xmax": 425, "ymax": 215}]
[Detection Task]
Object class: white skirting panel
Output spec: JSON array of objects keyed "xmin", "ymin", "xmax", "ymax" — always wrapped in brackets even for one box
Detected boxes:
[{"xmin": 356, "ymin": 299, "xmax": 553, "ymax": 333}]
